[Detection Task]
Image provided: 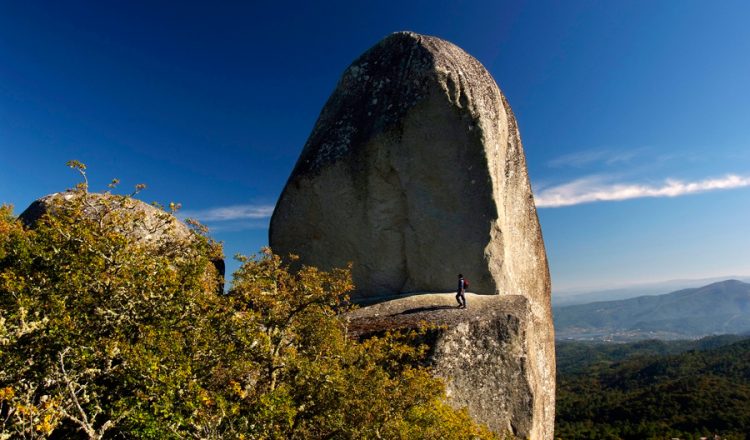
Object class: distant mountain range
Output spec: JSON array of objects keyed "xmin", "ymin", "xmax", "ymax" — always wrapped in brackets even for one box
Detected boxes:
[
  {"xmin": 554, "ymin": 280, "xmax": 750, "ymax": 341},
  {"xmin": 553, "ymin": 275, "xmax": 750, "ymax": 306}
]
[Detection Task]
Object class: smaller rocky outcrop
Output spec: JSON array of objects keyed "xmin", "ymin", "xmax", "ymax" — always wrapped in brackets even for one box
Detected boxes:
[
  {"xmin": 347, "ymin": 293, "xmax": 551, "ymax": 439},
  {"xmin": 19, "ymin": 192, "xmax": 224, "ymax": 292}
]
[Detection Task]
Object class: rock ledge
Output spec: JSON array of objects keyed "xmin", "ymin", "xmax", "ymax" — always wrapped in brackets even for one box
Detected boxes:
[{"xmin": 348, "ymin": 293, "xmax": 543, "ymax": 439}]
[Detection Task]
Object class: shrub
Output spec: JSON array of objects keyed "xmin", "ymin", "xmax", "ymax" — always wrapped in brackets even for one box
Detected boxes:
[{"xmin": 0, "ymin": 164, "xmax": 497, "ymax": 439}]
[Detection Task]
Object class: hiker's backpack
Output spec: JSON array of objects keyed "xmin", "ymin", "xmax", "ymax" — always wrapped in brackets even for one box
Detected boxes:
[{"xmin": 463, "ymin": 278, "xmax": 469, "ymax": 290}]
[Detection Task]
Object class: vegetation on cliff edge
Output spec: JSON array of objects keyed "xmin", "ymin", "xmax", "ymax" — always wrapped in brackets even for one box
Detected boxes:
[{"xmin": 0, "ymin": 163, "xmax": 498, "ymax": 439}]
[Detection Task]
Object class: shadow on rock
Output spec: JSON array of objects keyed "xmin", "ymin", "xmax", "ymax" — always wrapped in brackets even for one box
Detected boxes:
[{"xmin": 400, "ymin": 305, "xmax": 457, "ymax": 315}]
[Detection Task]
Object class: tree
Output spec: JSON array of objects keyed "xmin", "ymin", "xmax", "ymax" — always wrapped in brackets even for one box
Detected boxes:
[
  {"xmin": 1, "ymin": 164, "xmax": 498, "ymax": 439},
  {"xmin": 224, "ymin": 250, "xmax": 499, "ymax": 439},
  {"xmin": 1, "ymin": 163, "xmax": 222, "ymax": 439}
]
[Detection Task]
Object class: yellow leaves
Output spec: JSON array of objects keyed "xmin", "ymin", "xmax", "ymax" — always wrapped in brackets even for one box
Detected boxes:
[
  {"xmin": 7, "ymin": 394, "xmax": 63, "ymax": 436},
  {"xmin": 66, "ymin": 160, "xmax": 89, "ymax": 193},
  {"xmin": 15, "ymin": 403, "xmax": 33, "ymax": 417},
  {"xmin": 105, "ymin": 341, "xmax": 121, "ymax": 358},
  {"xmin": 0, "ymin": 215, "xmax": 13, "ymax": 236},
  {"xmin": 0, "ymin": 386, "xmax": 14, "ymax": 401},
  {"xmin": 0, "ymin": 203, "xmax": 14, "ymax": 217},
  {"xmin": 185, "ymin": 217, "xmax": 209, "ymax": 235},
  {"xmin": 229, "ymin": 380, "xmax": 248, "ymax": 399},
  {"xmin": 199, "ymin": 389, "xmax": 214, "ymax": 407},
  {"xmin": 35, "ymin": 412, "xmax": 57, "ymax": 435},
  {"xmin": 1, "ymin": 165, "xmax": 499, "ymax": 438},
  {"xmin": 1, "ymin": 271, "xmax": 26, "ymax": 294},
  {"xmin": 65, "ymin": 159, "xmax": 86, "ymax": 171}
]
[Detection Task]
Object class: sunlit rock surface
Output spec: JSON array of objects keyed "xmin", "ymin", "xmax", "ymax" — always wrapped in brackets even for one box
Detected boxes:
[
  {"xmin": 348, "ymin": 293, "xmax": 540, "ymax": 438},
  {"xmin": 270, "ymin": 32, "xmax": 554, "ymax": 439}
]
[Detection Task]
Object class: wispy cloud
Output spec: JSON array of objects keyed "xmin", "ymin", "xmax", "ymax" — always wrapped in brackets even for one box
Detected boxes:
[
  {"xmin": 547, "ymin": 149, "xmax": 641, "ymax": 168},
  {"xmin": 202, "ymin": 220, "xmax": 271, "ymax": 232},
  {"xmin": 535, "ymin": 174, "xmax": 750, "ymax": 208},
  {"xmin": 179, "ymin": 204, "xmax": 275, "ymax": 222}
]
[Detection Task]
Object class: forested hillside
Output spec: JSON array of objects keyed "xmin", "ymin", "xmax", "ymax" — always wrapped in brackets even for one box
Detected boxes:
[
  {"xmin": 556, "ymin": 337, "xmax": 750, "ymax": 439},
  {"xmin": 556, "ymin": 335, "xmax": 748, "ymax": 375}
]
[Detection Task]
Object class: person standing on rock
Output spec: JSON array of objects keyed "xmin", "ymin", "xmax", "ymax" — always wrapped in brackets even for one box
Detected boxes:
[{"xmin": 456, "ymin": 274, "xmax": 467, "ymax": 309}]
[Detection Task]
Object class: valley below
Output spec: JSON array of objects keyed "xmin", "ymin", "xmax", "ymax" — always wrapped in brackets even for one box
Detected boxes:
[
  {"xmin": 553, "ymin": 279, "xmax": 750, "ymax": 438},
  {"xmin": 556, "ymin": 335, "xmax": 750, "ymax": 439}
]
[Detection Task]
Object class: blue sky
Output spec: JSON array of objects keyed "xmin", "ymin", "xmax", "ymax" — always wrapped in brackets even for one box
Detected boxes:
[{"xmin": 2, "ymin": 1, "xmax": 749, "ymax": 294}]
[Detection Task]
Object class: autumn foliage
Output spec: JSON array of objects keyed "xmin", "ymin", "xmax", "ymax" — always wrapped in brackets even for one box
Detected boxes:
[{"xmin": 0, "ymin": 165, "xmax": 497, "ymax": 439}]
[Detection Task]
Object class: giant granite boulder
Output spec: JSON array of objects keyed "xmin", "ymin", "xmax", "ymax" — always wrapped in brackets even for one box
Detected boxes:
[
  {"xmin": 19, "ymin": 191, "xmax": 224, "ymax": 291},
  {"xmin": 270, "ymin": 31, "xmax": 548, "ymax": 303},
  {"xmin": 270, "ymin": 32, "xmax": 554, "ymax": 438}
]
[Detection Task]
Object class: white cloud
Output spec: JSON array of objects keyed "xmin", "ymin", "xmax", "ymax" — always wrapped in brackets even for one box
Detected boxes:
[
  {"xmin": 535, "ymin": 174, "xmax": 750, "ymax": 208},
  {"xmin": 547, "ymin": 149, "xmax": 641, "ymax": 168},
  {"xmin": 179, "ymin": 204, "xmax": 275, "ymax": 222},
  {"xmin": 203, "ymin": 220, "xmax": 271, "ymax": 232}
]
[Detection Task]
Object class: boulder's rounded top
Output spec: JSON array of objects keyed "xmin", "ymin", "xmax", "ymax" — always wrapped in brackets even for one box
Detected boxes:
[
  {"xmin": 288, "ymin": 31, "xmax": 498, "ymax": 179},
  {"xmin": 371, "ymin": 31, "xmax": 491, "ymax": 80},
  {"xmin": 378, "ymin": 30, "xmax": 437, "ymax": 45},
  {"xmin": 20, "ymin": 191, "xmax": 226, "ymax": 291},
  {"xmin": 18, "ymin": 191, "xmax": 189, "ymax": 242},
  {"xmin": 389, "ymin": 30, "xmax": 421, "ymax": 38},
  {"xmin": 377, "ymin": 31, "xmax": 472, "ymax": 61}
]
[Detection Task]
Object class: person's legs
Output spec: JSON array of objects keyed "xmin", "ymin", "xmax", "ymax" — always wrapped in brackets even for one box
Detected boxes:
[{"xmin": 456, "ymin": 292, "xmax": 462, "ymax": 307}]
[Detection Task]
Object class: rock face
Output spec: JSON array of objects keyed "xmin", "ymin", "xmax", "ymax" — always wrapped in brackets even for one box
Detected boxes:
[
  {"xmin": 348, "ymin": 294, "xmax": 552, "ymax": 439},
  {"xmin": 19, "ymin": 192, "xmax": 225, "ymax": 291},
  {"xmin": 270, "ymin": 31, "xmax": 547, "ymax": 302},
  {"xmin": 348, "ymin": 294, "xmax": 538, "ymax": 438},
  {"xmin": 270, "ymin": 32, "xmax": 554, "ymax": 439}
]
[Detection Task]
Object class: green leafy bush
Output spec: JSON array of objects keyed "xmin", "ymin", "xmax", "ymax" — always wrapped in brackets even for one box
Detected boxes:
[{"xmin": 0, "ymin": 165, "xmax": 497, "ymax": 439}]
